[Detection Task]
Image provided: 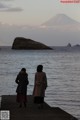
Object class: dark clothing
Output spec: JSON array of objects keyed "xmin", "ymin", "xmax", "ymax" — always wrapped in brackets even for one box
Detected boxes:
[
  {"xmin": 16, "ymin": 94, "xmax": 27, "ymax": 103},
  {"xmin": 15, "ymin": 71, "xmax": 29, "ymax": 103},
  {"xmin": 34, "ymin": 97, "xmax": 44, "ymax": 104}
]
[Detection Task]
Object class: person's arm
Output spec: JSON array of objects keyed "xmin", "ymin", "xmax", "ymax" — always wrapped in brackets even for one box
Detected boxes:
[
  {"xmin": 44, "ymin": 73, "xmax": 48, "ymax": 89},
  {"xmin": 15, "ymin": 74, "xmax": 19, "ymax": 84},
  {"xmin": 26, "ymin": 74, "xmax": 29, "ymax": 85},
  {"xmin": 33, "ymin": 74, "xmax": 36, "ymax": 95}
]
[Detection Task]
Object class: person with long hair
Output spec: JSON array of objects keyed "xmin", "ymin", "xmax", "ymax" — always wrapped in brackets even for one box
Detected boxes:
[
  {"xmin": 33, "ymin": 65, "xmax": 47, "ymax": 108},
  {"xmin": 15, "ymin": 68, "xmax": 29, "ymax": 108}
]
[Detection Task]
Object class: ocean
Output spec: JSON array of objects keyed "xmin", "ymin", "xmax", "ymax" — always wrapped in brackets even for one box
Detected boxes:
[{"xmin": 0, "ymin": 46, "xmax": 80, "ymax": 119}]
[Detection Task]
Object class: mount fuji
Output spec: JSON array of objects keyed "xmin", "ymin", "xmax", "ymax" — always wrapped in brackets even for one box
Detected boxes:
[{"xmin": 42, "ymin": 14, "xmax": 80, "ymax": 26}]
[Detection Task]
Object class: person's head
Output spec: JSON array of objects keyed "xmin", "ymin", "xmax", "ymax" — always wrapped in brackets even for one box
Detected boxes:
[
  {"xmin": 21, "ymin": 68, "xmax": 26, "ymax": 73},
  {"xmin": 37, "ymin": 65, "xmax": 43, "ymax": 72}
]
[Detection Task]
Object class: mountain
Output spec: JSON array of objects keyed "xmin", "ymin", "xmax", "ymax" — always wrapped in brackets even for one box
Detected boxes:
[{"xmin": 42, "ymin": 14, "xmax": 80, "ymax": 26}]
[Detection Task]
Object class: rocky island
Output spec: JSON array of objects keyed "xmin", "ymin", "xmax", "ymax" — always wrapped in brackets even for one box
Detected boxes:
[{"xmin": 12, "ymin": 37, "xmax": 52, "ymax": 50}]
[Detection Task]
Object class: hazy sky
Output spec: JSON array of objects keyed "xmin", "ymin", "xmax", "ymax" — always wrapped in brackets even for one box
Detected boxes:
[
  {"xmin": 0, "ymin": 0, "xmax": 80, "ymax": 46},
  {"xmin": 0, "ymin": 0, "xmax": 80, "ymax": 25}
]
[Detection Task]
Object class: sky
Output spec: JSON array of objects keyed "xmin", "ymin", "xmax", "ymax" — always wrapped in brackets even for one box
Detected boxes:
[
  {"xmin": 0, "ymin": 0, "xmax": 80, "ymax": 46},
  {"xmin": 0, "ymin": 0, "xmax": 80, "ymax": 26}
]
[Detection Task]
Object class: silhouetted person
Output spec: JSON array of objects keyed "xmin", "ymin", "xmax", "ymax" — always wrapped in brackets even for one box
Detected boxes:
[
  {"xmin": 15, "ymin": 68, "xmax": 29, "ymax": 108},
  {"xmin": 33, "ymin": 65, "xmax": 47, "ymax": 108}
]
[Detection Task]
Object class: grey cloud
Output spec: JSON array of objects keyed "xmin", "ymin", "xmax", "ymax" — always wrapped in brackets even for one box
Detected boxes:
[
  {"xmin": 0, "ymin": 2, "xmax": 8, "ymax": 8},
  {"xmin": 0, "ymin": 2, "xmax": 23, "ymax": 12},
  {"xmin": 0, "ymin": 0, "xmax": 23, "ymax": 12},
  {"xmin": 0, "ymin": 0, "xmax": 14, "ymax": 1},
  {"xmin": 4, "ymin": 7, "xmax": 23, "ymax": 12}
]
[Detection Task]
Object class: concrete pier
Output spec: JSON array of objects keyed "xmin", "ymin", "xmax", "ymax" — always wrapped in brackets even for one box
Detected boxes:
[{"xmin": 0, "ymin": 95, "xmax": 78, "ymax": 120}]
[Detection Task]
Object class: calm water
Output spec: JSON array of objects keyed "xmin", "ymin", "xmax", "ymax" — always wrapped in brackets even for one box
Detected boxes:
[{"xmin": 0, "ymin": 47, "xmax": 80, "ymax": 119}]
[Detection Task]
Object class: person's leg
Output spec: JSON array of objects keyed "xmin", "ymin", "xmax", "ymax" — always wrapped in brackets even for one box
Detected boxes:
[
  {"xmin": 19, "ymin": 103, "xmax": 22, "ymax": 107},
  {"xmin": 39, "ymin": 97, "xmax": 44, "ymax": 108},
  {"xmin": 37, "ymin": 97, "xmax": 43, "ymax": 109},
  {"xmin": 19, "ymin": 94, "xmax": 23, "ymax": 108},
  {"xmin": 23, "ymin": 95, "xmax": 27, "ymax": 108},
  {"xmin": 24, "ymin": 102, "xmax": 26, "ymax": 107}
]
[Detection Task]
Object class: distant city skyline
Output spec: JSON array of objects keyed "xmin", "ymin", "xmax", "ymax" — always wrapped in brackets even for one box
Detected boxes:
[{"xmin": 0, "ymin": 0, "xmax": 80, "ymax": 26}]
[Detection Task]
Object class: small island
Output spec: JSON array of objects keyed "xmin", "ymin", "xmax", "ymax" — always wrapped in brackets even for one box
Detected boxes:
[{"xmin": 12, "ymin": 37, "xmax": 52, "ymax": 50}]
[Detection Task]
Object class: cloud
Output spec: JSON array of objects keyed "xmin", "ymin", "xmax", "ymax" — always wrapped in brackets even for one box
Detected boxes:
[
  {"xmin": 0, "ymin": 1, "xmax": 23, "ymax": 12},
  {"xmin": 0, "ymin": 0, "xmax": 23, "ymax": 12},
  {"xmin": 0, "ymin": 0, "xmax": 14, "ymax": 1},
  {"xmin": 0, "ymin": 2, "xmax": 8, "ymax": 8},
  {"xmin": 3, "ymin": 7, "xmax": 23, "ymax": 12}
]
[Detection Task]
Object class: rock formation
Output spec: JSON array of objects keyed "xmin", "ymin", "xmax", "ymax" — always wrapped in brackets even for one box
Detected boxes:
[
  {"xmin": 67, "ymin": 43, "xmax": 72, "ymax": 47},
  {"xmin": 12, "ymin": 37, "xmax": 52, "ymax": 50}
]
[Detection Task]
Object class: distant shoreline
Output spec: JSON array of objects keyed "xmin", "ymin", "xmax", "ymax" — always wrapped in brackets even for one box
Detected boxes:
[{"xmin": 1, "ymin": 45, "xmax": 80, "ymax": 52}]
